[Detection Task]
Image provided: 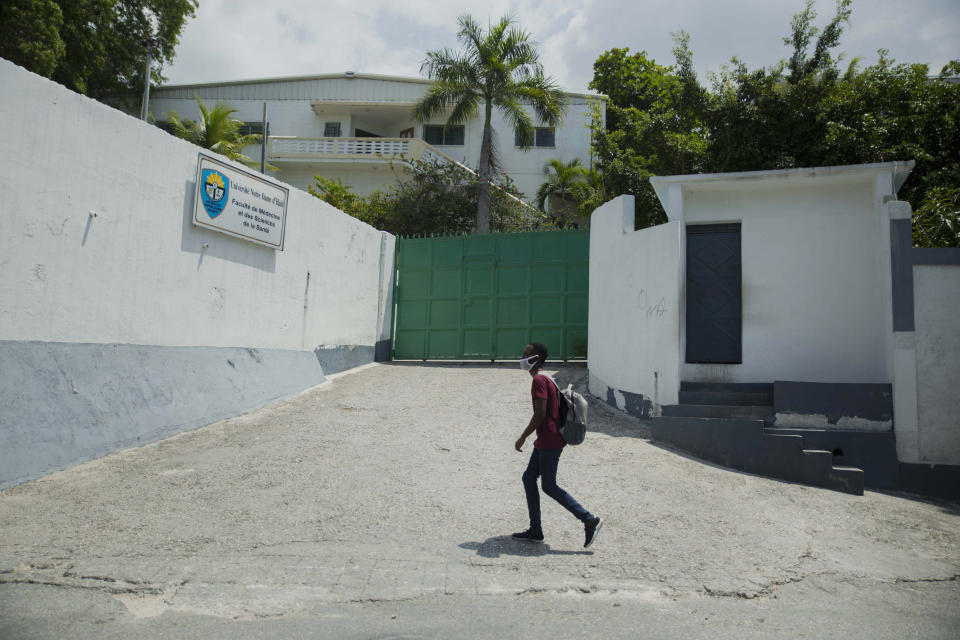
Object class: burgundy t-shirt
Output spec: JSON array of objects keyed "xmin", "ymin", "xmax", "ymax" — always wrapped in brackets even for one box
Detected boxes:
[{"xmin": 531, "ymin": 373, "xmax": 565, "ymax": 450}]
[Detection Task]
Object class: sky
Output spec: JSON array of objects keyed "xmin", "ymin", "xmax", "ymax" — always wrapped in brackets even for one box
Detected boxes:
[{"xmin": 162, "ymin": 0, "xmax": 959, "ymax": 93}]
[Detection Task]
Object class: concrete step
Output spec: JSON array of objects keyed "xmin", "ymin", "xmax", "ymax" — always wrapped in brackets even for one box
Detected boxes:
[
  {"xmin": 650, "ymin": 416, "xmax": 865, "ymax": 496},
  {"xmin": 765, "ymin": 433, "xmax": 804, "ymax": 456},
  {"xmin": 662, "ymin": 403, "xmax": 774, "ymax": 422},
  {"xmin": 828, "ymin": 466, "xmax": 865, "ymax": 495},
  {"xmin": 679, "ymin": 390, "xmax": 773, "ymax": 406},
  {"xmin": 681, "ymin": 382, "xmax": 774, "ymax": 394},
  {"xmin": 762, "ymin": 428, "xmax": 898, "ymax": 490},
  {"xmin": 801, "ymin": 449, "xmax": 834, "ymax": 475}
]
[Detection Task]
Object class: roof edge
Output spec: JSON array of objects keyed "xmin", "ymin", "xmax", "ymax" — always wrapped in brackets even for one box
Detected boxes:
[
  {"xmin": 650, "ymin": 161, "xmax": 916, "ymax": 223},
  {"xmin": 649, "ymin": 161, "xmax": 915, "ymax": 189},
  {"xmin": 157, "ymin": 72, "xmax": 434, "ymax": 90},
  {"xmin": 155, "ymin": 72, "xmax": 606, "ymax": 100}
]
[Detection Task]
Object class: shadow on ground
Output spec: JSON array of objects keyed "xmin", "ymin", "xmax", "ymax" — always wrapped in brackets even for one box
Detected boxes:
[{"xmin": 459, "ymin": 536, "xmax": 593, "ymax": 558}]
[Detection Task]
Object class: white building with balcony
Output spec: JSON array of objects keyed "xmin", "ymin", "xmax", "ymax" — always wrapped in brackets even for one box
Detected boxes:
[{"xmin": 149, "ymin": 72, "xmax": 604, "ymax": 204}]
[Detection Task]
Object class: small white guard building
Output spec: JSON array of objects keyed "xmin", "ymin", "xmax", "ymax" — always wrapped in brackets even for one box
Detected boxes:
[{"xmin": 588, "ymin": 162, "xmax": 960, "ymax": 499}]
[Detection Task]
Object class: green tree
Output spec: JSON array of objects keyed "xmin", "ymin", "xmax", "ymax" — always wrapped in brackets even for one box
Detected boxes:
[
  {"xmin": 0, "ymin": 0, "xmax": 66, "ymax": 77},
  {"xmin": 308, "ymin": 177, "xmax": 367, "ymax": 219},
  {"xmin": 164, "ymin": 96, "xmax": 265, "ymax": 169},
  {"xmin": 414, "ymin": 14, "xmax": 567, "ymax": 234},
  {"xmin": 368, "ymin": 160, "xmax": 545, "ymax": 236},
  {"xmin": 534, "ymin": 158, "xmax": 591, "ymax": 215},
  {"xmin": 706, "ymin": 0, "xmax": 853, "ymax": 172},
  {"xmin": 575, "ymin": 163, "xmax": 610, "ymax": 220},
  {"xmin": 912, "ymin": 182, "xmax": 960, "ymax": 248},
  {"xmin": 0, "ymin": 0, "xmax": 197, "ymax": 107},
  {"xmin": 310, "ymin": 159, "xmax": 547, "ymax": 237},
  {"xmin": 588, "ymin": 35, "xmax": 706, "ymax": 228},
  {"xmin": 589, "ymin": 47, "xmax": 675, "ymax": 126},
  {"xmin": 590, "ymin": 0, "xmax": 960, "ymax": 245},
  {"xmin": 785, "ymin": 0, "xmax": 853, "ymax": 83},
  {"xmin": 703, "ymin": 0, "xmax": 959, "ymax": 246}
]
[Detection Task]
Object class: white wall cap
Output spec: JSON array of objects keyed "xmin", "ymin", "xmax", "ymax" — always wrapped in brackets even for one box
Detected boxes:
[
  {"xmin": 885, "ymin": 199, "xmax": 914, "ymax": 220},
  {"xmin": 590, "ymin": 194, "xmax": 635, "ymax": 234}
]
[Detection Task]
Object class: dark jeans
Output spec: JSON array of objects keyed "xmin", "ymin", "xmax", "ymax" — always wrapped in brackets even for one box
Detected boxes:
[{"xmin": 522, "ymin": 448, "xmax": 593, "ymax": 531}]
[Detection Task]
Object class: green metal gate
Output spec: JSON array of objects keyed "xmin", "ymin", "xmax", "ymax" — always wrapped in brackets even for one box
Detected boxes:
[{"xmin": 391, "ymin": 230, "xmax": 589, "ymax": 361}]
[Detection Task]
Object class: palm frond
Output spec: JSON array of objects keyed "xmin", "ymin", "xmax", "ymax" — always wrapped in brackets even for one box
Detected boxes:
[
  {"xmin": 457, "ymin": 15, "xmax": 485, "ymax": 58},
  {"xmin": 413, "ymin": 80, "xmax": 477, "ymax": 122},
  {"xmin": 164, "ymin": 95, "xmax": 261, "ymax": 168},
  {"xmin": 446, "ymin": 94, "xmax": 481, "ymax": 127},
  {"xmin": 497, "ymin": 96, "xmax": 535, "ymax": 148},
  {"xmin": 421, "ymin": 48, "xmax": 460, "ymax": 79},
  {"xmin": 510, "ymin": 75, "xmax": 568, "ymax": 125},
  {"xmin": 536, "ymin": 158, "xmax": 591, "ymax": 211},
  {"xmin": 414, "ymin": 13, "xmax": 568, "ymax": 233}
]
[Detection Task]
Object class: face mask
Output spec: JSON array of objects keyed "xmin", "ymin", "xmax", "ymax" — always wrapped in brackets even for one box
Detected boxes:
[{"xmin": 520, "ymin": 355, "xmax": 539, "ymax": 371}]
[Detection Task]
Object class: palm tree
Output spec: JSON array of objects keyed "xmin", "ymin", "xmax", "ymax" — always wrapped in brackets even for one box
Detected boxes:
[
  {"xmin": 535, "ymin": 158, "xmax": 590, "ymax": 212},
  {"xmin": 414, "ymin": 14, "xmax": 567, "ymax": 234},
  {"xmin": 164, "ymin": 95, "xmax": 264, "ymax": 168}
]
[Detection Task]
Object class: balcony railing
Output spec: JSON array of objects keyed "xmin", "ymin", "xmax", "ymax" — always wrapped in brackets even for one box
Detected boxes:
[
  {"xmin": 267, "ymin": 136, "xmax": 536, "ymax": 212},
  {"xmin": 268, "ymin": 136, "xmax": 467, "ymax": 170}
]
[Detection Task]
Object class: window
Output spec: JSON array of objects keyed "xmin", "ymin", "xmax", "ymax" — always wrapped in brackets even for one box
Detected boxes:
[
  {"xmin": 324, "ymin": 121, "xmax": 342, "ymax": 137},
  {"xmin": 423, "ymin": 124, "xmax": 464, "ymax": 146},
  {"xmin": 238, "ymin": 122, "xmax": 264, "ymax": 136},
  {"xmin": 516, "ymin": 127, "xmax": 555, "ymax": 148},
  {"xmin": 536, "ymin": 127, "xmax": 556, "ymax": 147}
]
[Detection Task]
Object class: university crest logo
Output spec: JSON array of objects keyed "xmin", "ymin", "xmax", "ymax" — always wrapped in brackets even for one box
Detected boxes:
[{"xmin": 201, "ymin": 169, "xmax": 229, "ymax": 218}]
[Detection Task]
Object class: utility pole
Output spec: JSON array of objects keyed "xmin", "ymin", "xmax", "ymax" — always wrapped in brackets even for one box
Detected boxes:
[
  {"xmin": 139, "ymin": 37, "xmax": 158, "ymax": 121},
  {"xmin": 260, "ymin": 102, "xmax": 268, "ymax": 173}
]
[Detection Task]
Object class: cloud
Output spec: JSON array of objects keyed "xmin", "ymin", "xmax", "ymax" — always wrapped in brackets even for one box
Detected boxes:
[{"xmin": 163, "ymin": 0, "xmax": 959, "ymax": 90}]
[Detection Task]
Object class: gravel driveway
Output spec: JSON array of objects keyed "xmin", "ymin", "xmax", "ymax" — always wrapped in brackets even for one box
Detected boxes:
[{"xmin": 1, "ymin": 362, "xmax": 958, "ymax": 638}]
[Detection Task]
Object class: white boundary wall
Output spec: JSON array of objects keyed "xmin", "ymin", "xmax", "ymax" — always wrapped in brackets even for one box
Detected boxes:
[
  {"xmin": 588, "ymin": 196, "xmax": 683, "ymax": 415},
  {"xmin": 0, "ymin": 59, "xmax": 395, "ymax": 488},
  {"xmin": 0, "ymin": 58, "xmax": 392, "ymax": 353},
  {"xmin": 913, "ymin": 264, "xmax": 960, "ymax": 464}
]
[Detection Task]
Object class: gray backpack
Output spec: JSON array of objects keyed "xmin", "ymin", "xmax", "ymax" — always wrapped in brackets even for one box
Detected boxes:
[{"xmin": 547, "ymin": 376, "xmax": 588, "ymax": 445}]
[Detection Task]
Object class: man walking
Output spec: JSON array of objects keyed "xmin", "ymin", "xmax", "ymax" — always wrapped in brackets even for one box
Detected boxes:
[{"xmin": 513, "ymin": 342, "xmax": 602, "ymax": 548}]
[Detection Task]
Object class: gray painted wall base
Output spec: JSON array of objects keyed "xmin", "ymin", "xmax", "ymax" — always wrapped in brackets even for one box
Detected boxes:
[
  {"xmin": 314, "ymin": 345, "xmax": 376, "ymax": 374},
  {"xmin": 599, "ymin": 385, "xmax": 653, "ymax": 419},
  {"xmin": 0, "ymin": 341, "xmax": 372, "ymax": 489},
  {"xmin": 374, "ymin": 339, "xmax": 391, "ymax": 362},
  {"xmin": 899, "ymin": 463, "xmax": 960, "ymax": 501}
]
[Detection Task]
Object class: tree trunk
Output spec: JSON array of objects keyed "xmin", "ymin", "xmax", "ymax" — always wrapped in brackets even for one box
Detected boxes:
[{"xmin": 475, "ymin": 107, "xmax": 493, "ymax": 235}]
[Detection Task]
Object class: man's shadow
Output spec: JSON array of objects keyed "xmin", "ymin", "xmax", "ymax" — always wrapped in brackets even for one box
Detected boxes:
[{"xmin": 460, "ymin": 536, "xmax": 593, "ymax": 558}]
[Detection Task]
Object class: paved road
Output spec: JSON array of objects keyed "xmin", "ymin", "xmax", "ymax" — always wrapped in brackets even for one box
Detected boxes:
[{"xmin": 1, "ymin": 363, "xmax": 958, "ymax": 639}]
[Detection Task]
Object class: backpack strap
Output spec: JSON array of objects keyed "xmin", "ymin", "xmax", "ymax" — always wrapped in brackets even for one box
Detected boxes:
[
  {"xmin": 543, "ymin": 374, "xmax": 560, "ymax": 403},
  {"xmin": 543, "ymin": 374, "xmax": 569, "ymax": 424},
  {"xmin": 547, "ymin": 376, "xmax": 579, "ymax": 424}
]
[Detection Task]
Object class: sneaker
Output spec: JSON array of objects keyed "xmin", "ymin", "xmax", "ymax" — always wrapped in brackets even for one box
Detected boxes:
[
  {"xmin": 584, "ymin": 517, "xmax": 603, "ymax": 548},
  {"xmin": 511, "ymin": 528, "xmax": 544, "ymax": 543}
]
